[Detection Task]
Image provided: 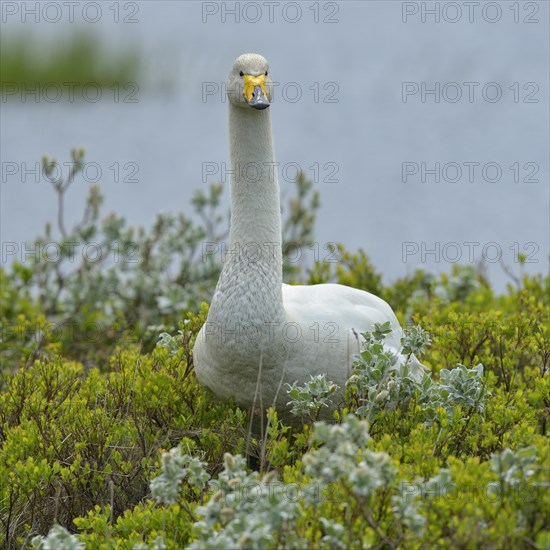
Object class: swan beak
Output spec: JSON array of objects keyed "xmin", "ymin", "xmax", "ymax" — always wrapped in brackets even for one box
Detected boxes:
[{"xmin": 243, "ymin": 74, "xmax": 270, "ymax": 110}]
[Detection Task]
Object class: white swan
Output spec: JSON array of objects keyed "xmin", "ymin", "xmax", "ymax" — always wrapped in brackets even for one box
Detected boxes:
[{"xmin": 193, "ymin": 53, "xmax": 426, "ymax": 418}]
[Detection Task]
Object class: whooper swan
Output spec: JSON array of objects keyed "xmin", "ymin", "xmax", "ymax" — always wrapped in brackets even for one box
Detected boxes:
[{"xmin": 193, "ymin": 53, "xmax": 426, "ymax": 419}]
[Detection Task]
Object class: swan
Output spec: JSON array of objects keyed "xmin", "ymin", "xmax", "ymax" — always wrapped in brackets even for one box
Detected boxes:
[{"xmin": 193, "ymin": 53, "xmax": 426, "ymax": 419}]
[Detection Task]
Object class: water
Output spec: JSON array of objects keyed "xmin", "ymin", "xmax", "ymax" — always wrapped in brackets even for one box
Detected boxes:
[{"xmin": 2, "ymin": 1, "xmax": 548, "ymax": 291}]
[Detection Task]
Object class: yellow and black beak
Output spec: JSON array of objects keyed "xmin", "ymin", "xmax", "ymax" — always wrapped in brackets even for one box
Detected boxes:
[{"xmin": 243, "ymin": 74, "xmax": 270, "ymax": 110}]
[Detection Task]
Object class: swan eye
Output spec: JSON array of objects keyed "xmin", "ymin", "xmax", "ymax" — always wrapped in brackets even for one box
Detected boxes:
[
  {"xmin": 239, "ymin": 71, "xmax": 244, "ymax": 77},
  {"xmin": 265, "ymin": 71, "xmax": 268, "ymax": 76}
]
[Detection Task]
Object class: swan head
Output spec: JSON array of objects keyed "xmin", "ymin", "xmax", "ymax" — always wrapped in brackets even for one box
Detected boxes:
[{"xmin": 228, "ymin": 53, "xmax": 272, "ymax": 110}]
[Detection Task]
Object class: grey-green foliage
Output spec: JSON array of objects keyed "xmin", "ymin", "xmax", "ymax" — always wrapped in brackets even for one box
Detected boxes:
[
  {"xmin": 286, "ymin": 323, "xmax": 489, "ymax": 425},
  {"xmin": 345, "ymin": 323, "xmax": 429, "ymax": 419},
  {"xmin": 20, "ymin": 149, "xmax": 222, "ymax": 342},
  {"xmin": 302, "ymin": 415, "xmax": 394, "ymax": 497},
  {"xmin": 147, "ymin": 448, "xmax": 306, "ymax": 549},
  {"xmin": 150, "ymin": 447, "xmax": 209, "ymax": 505},
  {"xmin": 391, "ymin": 491, "xmax": 427, "ymax": 536},
  {"xmin": 486, "ymin": 447, "xmax": 541, "ymax": 505},
  {"xmin": 348, "ymin": 324, "xmax": 488, "ymax": 423},
  {"xmin": 143, "ymin": 415, "xmax": 452, "ymax": 547},
  {"xmin": 302, "ymin": 415, "xmax": 451, "ymax": 540},
  {"xmin": 401, "ymin": 324, "xmax": 432, "ymax": 356},
  {"xmin": 391, "ymin": 469, "xmax": 452, "ymax": 536},
  {"xmin": 318, "ymin": 517, "xmax": 347, "ymax": 549},
  {"xmin": 156, "ymin": 328, "xmax": 185, "ymax": 357},
  {"xmin": 286, "ymin": 374, "xmax": 339, "ymax": 421},
  {"xmin": 32, "ymin": 434, "xmax": 544, "ymax": 548},
  {"xmin": 490, "ymin": 447, "xmax": 538, "ymax": 486},
  {"xmin": 434, "ymin": 265, "xmax": 482, "ymax": 302},
  {"xmin": 31, "ymin": 524, "xmax": 84, "ymax": 550},
  {"xmin": 437, "ymin": 363, "xmax": 489, "ymax": 413},
  {"xmin": 10, "ymin": 150, "xmax": 321, "ymax": 358},
  {"xmin": 133, "ymin": 537, "xmax": 167, "ymax": 550},
  {"xmin": 417, "ymin": 363, "xmax": 489, "ymax": 425},
  {"xmin": 188, "ymin": 454, "xmax": 306, "ymax": 550}
]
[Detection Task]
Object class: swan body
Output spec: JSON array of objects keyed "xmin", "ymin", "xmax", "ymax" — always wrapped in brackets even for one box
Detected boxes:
[{"xmin": 193, "ymin": 53, "xmax": 425, "ymax": 416}]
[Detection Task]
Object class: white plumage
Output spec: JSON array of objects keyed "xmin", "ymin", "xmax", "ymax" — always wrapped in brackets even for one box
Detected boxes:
[{"xmin": 193, "ymin": 53, "xmax": 425, "ymax": 418}]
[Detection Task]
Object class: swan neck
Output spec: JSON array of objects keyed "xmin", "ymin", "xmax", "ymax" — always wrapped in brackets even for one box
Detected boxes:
[{"xmin": 228, "ymin": 105, "xmax": 281, "ymax": 246}]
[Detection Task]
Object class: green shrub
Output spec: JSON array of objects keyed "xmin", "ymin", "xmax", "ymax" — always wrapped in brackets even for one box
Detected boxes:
[
  {"xmin": 1, "ymin": 149, "xmax": 548, "ymax": 548},
  {"xmin": 0, "ymin": 319, "xmax": 248, "ymax": 547},
  {"xmin": 1, "ymin": 150, "xmax": 321, "ymax": 369}
]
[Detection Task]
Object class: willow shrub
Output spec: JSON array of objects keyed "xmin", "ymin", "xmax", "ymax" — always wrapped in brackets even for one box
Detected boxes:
[
  {"xmin": 3, "ymin": 269, "xmax": 548, "ymax": 548},
  {"xmin": 1, "ymin": 151, "xmax": 549, "ymax": 548}
]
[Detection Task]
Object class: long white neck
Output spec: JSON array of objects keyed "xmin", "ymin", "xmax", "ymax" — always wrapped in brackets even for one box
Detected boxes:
[
  {"xmin": 228, "ymin": 104, "xmax": 282, "ymax": 256},
  {"xmin": 226, "ymin": 104, "xmax": 283, "ymax": 285},
  {"xmin": 208, "ymin": 103, "xmax": 284, "ymax": 327}
]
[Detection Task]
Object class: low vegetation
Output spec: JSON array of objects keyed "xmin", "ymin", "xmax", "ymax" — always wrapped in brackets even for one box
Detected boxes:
[
  {"xmin": 1, "ymin": 33, "xmax": 140, "ymax": 98},
  {"xmin": 1, "ymin": 151, "xmax": 548, "ymax": 548}
]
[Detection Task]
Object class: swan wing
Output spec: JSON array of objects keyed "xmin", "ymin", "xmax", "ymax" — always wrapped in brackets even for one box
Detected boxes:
[
  {"xmin": 282, "ymin": 283, "xmax": 401, "ymax": 347},
  {"xmin": 282, "ymin": 283, "xmax": 428, "ymax": 381}
]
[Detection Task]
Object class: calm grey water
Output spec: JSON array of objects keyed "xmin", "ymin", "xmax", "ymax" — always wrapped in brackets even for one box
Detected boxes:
[{"xmin": 2, "ymin": 1, "xmax": 549, "ymax": 291}]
